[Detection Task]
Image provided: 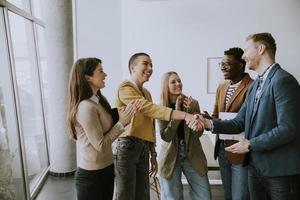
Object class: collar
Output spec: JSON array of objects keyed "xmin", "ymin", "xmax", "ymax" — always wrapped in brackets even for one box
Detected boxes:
[
  {"xmin": 229, "ymin": 79, "xmax": 242, "ymax": 87},
  {"xmin": 89, "ymin": 95, "xmax": 99, "ymax": 104},
  {"xmin": 257, "ymin": 63, "xmax": 276, "ymax": 77},
  {"xmin": 129, "ymin": 79, "xmax": 145, "ymax": 94}
]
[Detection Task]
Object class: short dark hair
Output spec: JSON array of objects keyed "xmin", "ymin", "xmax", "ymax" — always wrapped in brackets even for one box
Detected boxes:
[
  {"xmin": 128, "ymin": 52, "xmax": 150, "ymax": 74},
  {"xmin": 224, "ymin": 47, "xmax": 246, "ymax": 67},
  {"xmin": 246, "ymin": 32, "xmax": 277, "ymax": 59}
]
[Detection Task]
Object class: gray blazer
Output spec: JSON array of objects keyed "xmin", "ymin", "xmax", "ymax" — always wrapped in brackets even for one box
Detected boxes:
[
  {"xmin": 213, "ymin": 64, "xmax": 300, "ymax": 176},
  {"xmin": 158, "ymin": 100, "xmax": 208, "ymax": 178}
]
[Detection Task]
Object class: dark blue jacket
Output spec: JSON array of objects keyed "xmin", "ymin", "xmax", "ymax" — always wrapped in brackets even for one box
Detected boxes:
[{"xmin": 213, "ymin": 64, "xmax": 300, "ymax": 177}]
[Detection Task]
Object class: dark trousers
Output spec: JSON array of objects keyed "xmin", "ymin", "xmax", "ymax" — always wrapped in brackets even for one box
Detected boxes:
[
  {"xmin": 114, "ymin": 137, "xmax": 150, "ymax": 200},
  {"xmin": 248, "ymin": 165, "xmax": 300, "ymax": 200},
  {"xmin": 75, "ymin": 164, "xmax": 114, "ymax": 200}
]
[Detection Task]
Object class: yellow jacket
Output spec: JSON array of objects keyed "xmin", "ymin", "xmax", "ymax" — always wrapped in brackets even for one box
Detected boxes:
[{"xmin": 115, "ymin": 80, "xmax": 172, "ymax": 142}]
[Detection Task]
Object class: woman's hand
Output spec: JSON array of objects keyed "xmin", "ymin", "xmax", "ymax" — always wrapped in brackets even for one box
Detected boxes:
[
  {"xmin": 149, "ymin": 154, "xmax": 158, "ymax": 177},
  {"xmin": 175, "ymin": 95, "xmax": 183, "ymax": 111},
  {"xmin": 183, "ymin": 96, "xmax": 193, "ymax": 112},
  {"xmin": 118, "ymin": 99, "xmax": 144, "ymax": 126}
]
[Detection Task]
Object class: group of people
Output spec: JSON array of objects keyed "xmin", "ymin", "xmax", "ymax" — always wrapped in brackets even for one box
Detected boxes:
[{"xmin": 67, "ymin": 32, "xmax": 300, "ymax": 200}]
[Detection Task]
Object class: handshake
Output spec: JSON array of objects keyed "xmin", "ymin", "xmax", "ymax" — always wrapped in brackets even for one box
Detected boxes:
[{"xmin": 184, "ymin": 112, "xmax": 212, "ymax": 132}]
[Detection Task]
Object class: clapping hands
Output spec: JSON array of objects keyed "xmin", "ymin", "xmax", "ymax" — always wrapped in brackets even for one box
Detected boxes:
[
  {"xmin": 175, "ymin": 95, "xmax": 193, "ymax": 111},
  {"xmin": 118, "ymin": 99, "xmax": 144, "ymax": 126},
  {"xmin": 183, "ymin": 96, "xmax": 193, "ymax": 111}
]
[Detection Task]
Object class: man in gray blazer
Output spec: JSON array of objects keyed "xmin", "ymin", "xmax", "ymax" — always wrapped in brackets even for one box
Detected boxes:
[{"xmin": 195, "ymin": 32, "xmax": 300, "ymax": 200}]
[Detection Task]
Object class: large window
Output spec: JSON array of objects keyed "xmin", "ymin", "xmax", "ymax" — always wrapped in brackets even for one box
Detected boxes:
[
  {"xmin": 0, "ymin": 1, "xmax": 50, "ymax": 199},
  {"xmin": 35, "ymin": 25, "xmax": 48, "ymax": 114},
  {"xmin": 0, "ymin": 7, "xmax": 26, "ymax": 200},
  {"xmin": 7, "ymin": 0, "xmax": 30, "ymax": 12},
  {"xmin": 8, "ymin": 11, "xmax": 49, "ymax": 193}
]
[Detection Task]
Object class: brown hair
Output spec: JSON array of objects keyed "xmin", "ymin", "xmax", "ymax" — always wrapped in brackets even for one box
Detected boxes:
[
  {"xmin": 67, "ymin": 57, "xmax": 111, "ymax": 140},
  {"xmin": 160, "ymin": 71, "xmax": 178, "ymax": 107},
  {"xmin": 128, "ymin": 52, "xmax": 150, "ymax": 74},
  {"xmin": 246, "ymin": 32, "xmax": 277, "ymax": 59}
]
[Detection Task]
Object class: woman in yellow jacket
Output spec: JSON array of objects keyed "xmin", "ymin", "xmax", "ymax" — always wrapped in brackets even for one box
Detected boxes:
[{"xmin": 114, "ymin": 53, "xmax": 200, "ymax": 200}]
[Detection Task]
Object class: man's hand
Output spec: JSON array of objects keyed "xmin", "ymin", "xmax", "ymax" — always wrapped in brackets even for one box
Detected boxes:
[
  {"xmin": 202, "ymin": 111, "xmax": 213, "ymax": 120},
  {"xmin": 187, "ymin": 114, "xmax": 212, "ymax": 131},
  {"xmin": 149, "ymin": 155, "xmax": 158, "ymax": 177},
  {"xmin": 225, "ymin": 139, "xmax": 250, "ymax": 154},
  {"xmin": 187, "ymin": 115, "xmax": 204, "ymax": 131}
]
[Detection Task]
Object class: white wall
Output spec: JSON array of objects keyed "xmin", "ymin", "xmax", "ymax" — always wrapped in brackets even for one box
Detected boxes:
[
  {"xmin": 121, "ymin": 0, "xmax": 300, "ymax": 112},
  {"xmin": 74, "ymin": 0, "xmax": 122, "ymax": 103},
  {"xmin": 74, "ymin": 0, "xmax": 300, "ymax": 168},
  {"xmin": 75, "ymin": 0, "xmax": 300, "ymax": 110}
]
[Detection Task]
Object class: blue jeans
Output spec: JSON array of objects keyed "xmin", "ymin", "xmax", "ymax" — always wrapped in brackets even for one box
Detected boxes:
[
  {"xmin": 114, "ymin": 137, "xmax": 150, "ymax": 200},
  {"xmin": 218, "ymin": 141, "xmax": 249, "ymax": 200},
  {"xmin": 159, "ymin": 144, "xmax": 211, "ymax": 200},
  {"xmin": 248, "ymin": 164, "xmax": 300, "ymax": 200}
]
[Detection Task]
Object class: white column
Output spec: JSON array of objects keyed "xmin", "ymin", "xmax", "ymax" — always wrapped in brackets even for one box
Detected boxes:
[{"xmin": 44, "ymin": 0, "xmax": 76, "ymax": 173}]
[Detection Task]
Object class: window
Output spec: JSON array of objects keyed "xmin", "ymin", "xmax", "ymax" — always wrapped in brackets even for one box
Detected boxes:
[
  {"xmin": 31, "ymin": 0, "xmax": 44, "ymax": 21},
  {"xmin": 8, "ymin": 11, "xmax": 49, "ymax": 193},
  {"xmin": 7, "ymin": 0, "xmax": 30, "ymax": 12},
  {"xmin": 0, "ymin": 7, "xmax": 26, "ymax": 200}
]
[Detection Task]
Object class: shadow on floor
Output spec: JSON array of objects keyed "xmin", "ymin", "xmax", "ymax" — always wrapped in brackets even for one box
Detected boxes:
[{"xmin": 36, "ymin": 175, "xmax": 224, "ymax": 200}]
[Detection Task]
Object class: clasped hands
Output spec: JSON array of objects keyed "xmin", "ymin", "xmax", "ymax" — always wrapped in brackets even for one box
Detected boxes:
[
  {"xmin": 185, "ymin": 113, "xmax": 251, "ymax": 154},
  {"xmin": 184, "ymin": 113, "xmax": 208, "ymax": 132}
]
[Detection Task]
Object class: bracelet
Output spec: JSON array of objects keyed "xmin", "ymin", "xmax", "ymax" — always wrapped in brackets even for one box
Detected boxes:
[{"xmin": 248, "ymin": 143, "xmax": 252, "ymax": 152}]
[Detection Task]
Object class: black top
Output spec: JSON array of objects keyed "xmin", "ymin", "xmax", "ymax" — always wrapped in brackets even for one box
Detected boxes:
[{"xmin": 169, "ymin": 103, "xmax": 185, "ymax": 140}]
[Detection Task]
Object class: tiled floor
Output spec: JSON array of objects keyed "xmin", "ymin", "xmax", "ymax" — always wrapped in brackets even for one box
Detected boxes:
[
  {"xmin": 36, "ymin": 175, "xmax": 224, "ymax": 200},
  {"xmin": 36, "ymin": 176, "xmax": 76, "ymax": 200}
]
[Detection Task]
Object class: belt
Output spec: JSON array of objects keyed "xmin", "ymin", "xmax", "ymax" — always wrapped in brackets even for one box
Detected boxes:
[
  {"xmin": 221, "ymin": 139, "xmax": 239, "ymax": 147},
  {"xmin": 220, "ymin": 139, "xmax": 238, "ymax": 142},
  {"xmin": 125, "ymin": 136, "xmax": 149, "ymax": 144},
  {"xmin": 178, "ymin": 139, "xmax": 185, "ymax": 145}
]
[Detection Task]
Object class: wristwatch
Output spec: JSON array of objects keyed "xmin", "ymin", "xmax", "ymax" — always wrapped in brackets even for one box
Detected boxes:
[
  {"xmin": 204, "ymin": 119, "xmax": 213, "ymax": 131},
  {"xmin": 248, "ymin": 143, "xmax": 252, "ymax": 152}
]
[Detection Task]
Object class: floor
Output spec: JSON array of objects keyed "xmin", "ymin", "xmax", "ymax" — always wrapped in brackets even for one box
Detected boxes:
[
  {"xmin": 36, "ymin": 176, "xmax": 76, "ymax": 200},
  {"xmin": 36, "ymin": 175, "xmax": 224, "ymax": 200}
]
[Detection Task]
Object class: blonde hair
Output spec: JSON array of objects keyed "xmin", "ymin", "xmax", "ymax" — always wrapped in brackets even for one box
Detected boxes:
[
  {"xmin": 246, "ymin": 32, "xmax": 277, "ymax": 60},
  {"xmin": 160, "ymin": 71, "xmax": 178, "ymax": 107}
]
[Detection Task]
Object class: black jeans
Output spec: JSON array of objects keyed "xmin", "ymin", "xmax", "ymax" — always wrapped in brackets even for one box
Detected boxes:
[
  {"xmin": 114, "ymin": 137, "xmax": 150, "ymax": 200},
  {"xmin": 75, "ymin": 164, "xmax": 114, "ymax": 200},
  {"xmin": 248, "ymin": 165, "xmax": 300, "ymax": 200}
]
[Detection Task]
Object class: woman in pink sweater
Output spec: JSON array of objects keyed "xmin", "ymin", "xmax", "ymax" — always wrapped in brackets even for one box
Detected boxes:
[{"xmin": 67, "ymin": 57, "xmax": 142, "ymax": 200}]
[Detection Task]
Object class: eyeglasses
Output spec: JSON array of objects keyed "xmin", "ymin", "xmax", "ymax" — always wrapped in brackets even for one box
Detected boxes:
[{"xmin": 218, "ymin": 62, "xmax": 234, "ymax": 70}]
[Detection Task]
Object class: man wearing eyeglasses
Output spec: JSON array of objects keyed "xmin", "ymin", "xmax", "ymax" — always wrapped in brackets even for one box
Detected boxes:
[
  {"xmin": 212, "ymin": 47, "xmax": 253, "ymax": 200},
  {"xmin": 196, "ymin": 33, "xmax": 300, "ymax": 200}
]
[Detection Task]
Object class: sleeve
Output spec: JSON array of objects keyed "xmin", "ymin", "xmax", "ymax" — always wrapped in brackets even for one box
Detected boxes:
[
  {"xmin": 118, "ymin": 84, "xmax": 172, "ymax": 121},
  {"xmin": 212, "ymin": 101, "xmax": 246, "ymax": 134},
  {"xmin": 190, "ymin": 100, "xmax": 204, "ymax": 137},
  {"xmin": 158, "ymin": 119, "xmax": 181, "ymax": 142},
  {"xmin": 77, "ymin": 102, "xmax": 124, "ymax": 152},
  {"xmin": 249, "ymin": 75, "xmax": 300, "ymax": 152}
]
